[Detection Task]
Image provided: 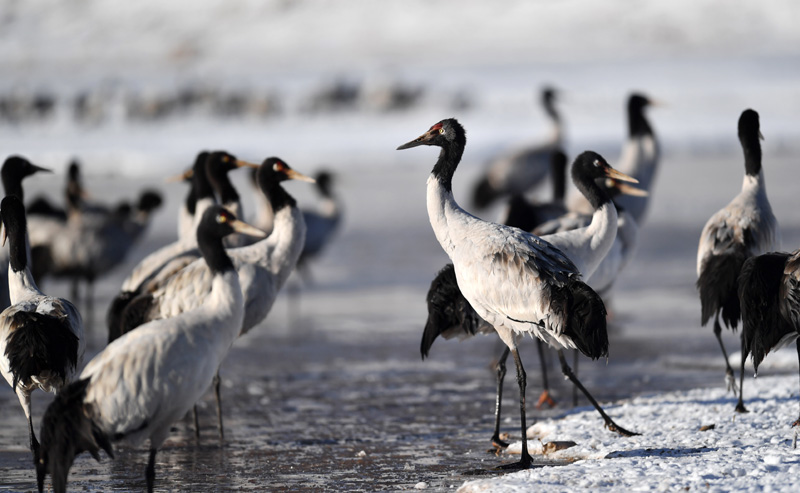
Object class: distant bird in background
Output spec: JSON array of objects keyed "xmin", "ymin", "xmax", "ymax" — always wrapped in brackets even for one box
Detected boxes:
[
  {"xmin": 496, "ymin": 149, "xmax": 569, "ymax": 234},
  {"xmin": 696, "ymin": 109, "xmax": 780, "ymax": 409},
  {"xmin": 400, "ymin": 119, "xmax": 636, "ymax": 469},
  {"xmin": 296, "ymin": 170, "xmax": 342, "ymax": 282},
  {"xmin": 569, "ymin": 93, "xmax": 660, "ymax": 225},
  {"xmin": 36, "ymin": 206, "xmax": 265, "ymax": 493},
  {"xmin": 0, "ymin": 156, "xmax": 52, "ymax": 311},
  {"xmin": 0, "ymin": 196, "xmax": 84, "ymax": 463},
  {"xmin": 738, "ymin": 249, "xmax": 800, "ymax": 421},
  {"xmin": 171, "ymin": 151, "xmax": 208, "ymax": 242},
  {"xmin": 472, "ymin": 86, "xmax": 563, "ymax": 209}
]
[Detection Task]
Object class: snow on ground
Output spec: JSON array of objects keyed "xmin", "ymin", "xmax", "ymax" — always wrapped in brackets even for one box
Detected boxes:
[{"xmin": 460, "ymin": 373, "xmax": 800, "ymax": 492}]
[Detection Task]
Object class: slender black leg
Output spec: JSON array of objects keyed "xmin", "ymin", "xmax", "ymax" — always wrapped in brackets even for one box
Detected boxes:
[
  {"xmin": 497, "ymin": 347, "xmax": 533, "ymax": 470},
  {"xmin": 193, "ymin": 405, "xmax": 201, "ymax": 440},
  {"xmin": 557, "ymin": 350, "xmax": 639, "ymax": 437},
  {"xmin": 793, "ymin": 340, "xmax": 800, "ymax": 427},
  {"xmin": 734, "ymin": 342, "xmax": 748, "ymax": 413},
  {"xmin": 534, "ymin": 340, "xmax": 555, "ymax": 409},
  {"xmin": 86, "ymin": 278, "xmax": 95, "ymax": 329},
  {"xmin": 214, "ymin": 372, "xmax": 224, "ymax": 440},
  {"xmin": 491, "ymin": 346, "xmax": 510, "ymax": 449},
  {"xmin": 713, "ymin": 315, "xmax": 737, "ymax": 393},
  {"xmin": 28, "ymin": 413, "xmax": 39, "ymax": 463},
  {"xmin": 145, "ymin": 448, "xmax": 157, "ymax": 493},
  {"xmin": 572, "ymin": 349, "xmax": 579, "ymax": 407}
]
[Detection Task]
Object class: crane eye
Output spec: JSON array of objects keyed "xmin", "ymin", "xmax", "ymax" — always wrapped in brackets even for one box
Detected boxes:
[
  {"xmin": 217, "ymin": 213, "xmax": 228, "ymax": 224},
  {"xmin": 593, "ymin": 160, "xmax": 601, "ymax": 167},
  {"xmin": 439, "ymin": 128, "xmax": 445, "ymax": 135}
]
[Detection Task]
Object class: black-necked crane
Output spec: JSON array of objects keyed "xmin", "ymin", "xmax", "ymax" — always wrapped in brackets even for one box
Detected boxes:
[
  {"xmin": 739, "ymin": 249, "xmax": 800, "ymax": 421},
  {"xmin": 171, "ymin": 151, "xmax": 208, "ymax": 242},
  {"xmin": 569, "ymin": 93, "xmax": 660, "ymax": 225},
  {"xmin": 112, "ymin": 158, "xmax": 313, "ymax": 437},
  {"xmin": 421, "ymin": 150, "xmax": 645, "ymax": 450},
  {"xmin": 0, "ymin": 195, "xmax": 84, "ymax": 463},
  {"xmin": 36, "ymin": 205, "xmax": 266, "ymax": 493},
  {"xmin": 400, "ymin": 118, "xmax": 636, "ymax": 469},
  {"xmin": 0, "ymin": 156, "xmax": 52, "ymax": 311},
  {"xmin": 696, "ymin": 108, "xmax": 780, "ymax": 411},
  {"xmin": 472, "ymin": 87, "xmax": 563, "ymax": 209}
]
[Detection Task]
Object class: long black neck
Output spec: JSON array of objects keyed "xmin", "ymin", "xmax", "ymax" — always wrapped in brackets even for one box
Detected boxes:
[
  {"xmin": 574, "ymin": 174, "xmax": 612, "ymax": 211},
  {"xmin": 210, "ymin": 171, "xmax": 240, "ymax": 205},
  {"xmin": 741, "ymin": 130, "xmax": 762, "ymax": 177},
  {"xmin": 432, "ymin": 140, "xmax": 465, "ymax": 193},
  {"xmin": 2, "ymin": 173, "xmax": 23, "ymax": 201},
  {"xmin": 185, "ymin": 183, "xmax": 197, "ymax": 215},
  {"xmin": 194, "ymin": 164, "xmax": 215, "ymax": 202},
  {"xmin": 197, "ymin": 229, "xmax": 234, "ymax": 274},
  {"xmin": 543, "ymin": 97, "xmax": 560, "ymax": 124},
  {"xmin": 264, "ymin": 181, "xmax": 296, "ymax": 213},
  {"xmin": 551, "ymin": 154, "xmax": 567, "ymax": 203},
  {"xmin": 628, "ymin": 104, "xmax": 652, "ymax": 138},
  {"xmin": 5, "ymin": 210, "xmax": 28, "ymax": 273}
]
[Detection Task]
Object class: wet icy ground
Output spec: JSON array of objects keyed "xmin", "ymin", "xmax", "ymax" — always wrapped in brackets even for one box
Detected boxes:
[{"xmin": 1, "ymin": 149, "xmax": 800, "ymax": 491}]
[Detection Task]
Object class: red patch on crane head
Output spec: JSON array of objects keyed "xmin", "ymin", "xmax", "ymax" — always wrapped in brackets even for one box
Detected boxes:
[{"xmin": 430, "ymin": 122, "xmax": 444, "ymax": 131}]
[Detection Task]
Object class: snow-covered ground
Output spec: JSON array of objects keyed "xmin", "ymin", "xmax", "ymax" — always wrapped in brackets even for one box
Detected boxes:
[
  {"xmin": 460, "ymin": 373, "xmax": 800, "ymax": 493},
  {"xmin": 1, "ymin": 1, "xmax": 800, "ymax": 491}
]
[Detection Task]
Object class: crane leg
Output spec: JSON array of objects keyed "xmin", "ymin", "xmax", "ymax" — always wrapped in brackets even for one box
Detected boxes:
[
  {"xmin": 496, "ymin": 347, "xmax": 533, "ymax": 470},
  {"xmin": 491, "ymin": 346, "xmax": 510, "ymax": 449},
  {"xmin": 557, "ymin": 350, "xmax": 639, "ymax": 437},
  {"xmin": 734, "ymin": 342, "xmax": 748, "ymax": 413},
  {"xmin": 534, "ymin": 340, "xmax": 555, "ymax": 409},
  {"xmin": 713, "ymin": 315, "xmax": 737, "ymax": 394},
  {"xmin": 793, "ymin": 340, "xmax": 800, "ymax": 427},
  {"xmin": 145, "ymin": 448, "xmax": 157, "ymax": 493},
  {"xmin": 572, "ymin": 349, "xmax": 579, "ymax": 407},
  {"xmin": 214, "ymin": 372, "xmax": 224, "ymax": 440},
  {"xmin": 193, "ymin": 405, "xmax": 200, "ymax": 440}
]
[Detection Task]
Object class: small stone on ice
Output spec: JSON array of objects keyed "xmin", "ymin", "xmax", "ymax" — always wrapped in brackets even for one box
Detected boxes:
[
  {"xmin": 356, "ymin": 450, "xmax": 367, "ymax": 457},
  {"xmin": 414, "ymin": 482, "xmax": 428, "ymax": 489}
]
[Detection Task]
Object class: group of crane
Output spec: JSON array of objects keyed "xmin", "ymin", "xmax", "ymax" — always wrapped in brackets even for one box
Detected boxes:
[
  {"xmin": 0, "ymin": 151, "xmax": 341, "ymax": 492},
  {"xmin": 407, "ymin": 89, "xmax": 800, "ymax": 469},
  {"xmin": 0, "ymin": 83, "xmax": 797, "ymax": 489}
]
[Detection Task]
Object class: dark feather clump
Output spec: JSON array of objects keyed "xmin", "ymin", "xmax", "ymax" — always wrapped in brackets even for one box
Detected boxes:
[
  {"xmin": 739, "ymin": 253, "xmax": 796, "ymax": 372},
  {"xmin": 119, "ymin": 293, "xmax": 158, "ymax": 338},
  {"xmin": 697, "ymin": 250, "xmax": 747, "ymax": 329},
  {"xmin": 557, "ymin": 278, "xmax": 609, "ymax": 360},
  {"xmin": 4, "ymin": 312, "xmax": 78, "ymax": 391},
  {"xmin": 106, "ymin": 290, "xmax": 137, "ymax": 344},
  {"xmin": 37, "ymin": 378, "xmax": 114, "ymax": 493},
  {"xmin": 26, "ymin": 196, "xmax": 67, "ymax": 221},
  {"xmin": 421, "ymin": 264, "xmax": 488, "ymax": 359}
]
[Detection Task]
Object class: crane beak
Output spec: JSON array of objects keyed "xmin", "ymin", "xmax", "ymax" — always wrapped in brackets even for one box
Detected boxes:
[
  {"xmin": 229, "ymin": 218, "xmax": 268, "ymax": 239},
  {"xmin": 603, "ymin": 167, "xmax": 639, "ymax": 184},
  {"xmin": 165, "ymin": 169, "xmax": 194, "ymax": 183},
  {"xmin": 235, "ymin": 159, "xmax": 260, "ymax": 169},
  {"xmin": 759, "ymin": 130, "xmax": 765, "ymax": 141},
  {"xmin": 285, "ymin": 169, "xmax": 316, "ymax": 183},
  {"xmin": 607, "ymin": 179, "xmax": 648, "ymax": 197},
  {"xmin": 397, "ymin": 130, "xmax": 435, "ymax": 150},
  {"xmin": 30, "ymin": 164, "xmax": 53, "ymax": 174}
]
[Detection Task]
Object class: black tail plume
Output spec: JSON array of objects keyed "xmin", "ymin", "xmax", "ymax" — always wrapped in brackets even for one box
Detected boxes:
[
  {"xmin": 558, "ymin": 278, "xmax": 608, "ymax": 360},
  {"xmin": 4, "ymin": 312, "xmax": 78, "ymax": 391},
  {"xmin": 421, "ymin": 264, "xmax": 488, "ymax": 359},
  {"xmin": 739, "ymin": 253, "xmax": 795, "ymax": 372},
  {"xmin": 697, "ymin": 250, "xmax": 747, "ymax": 329},
  {"xmin": 37, "ymin": 378, "xmax": 113, "ymax": 493}
]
